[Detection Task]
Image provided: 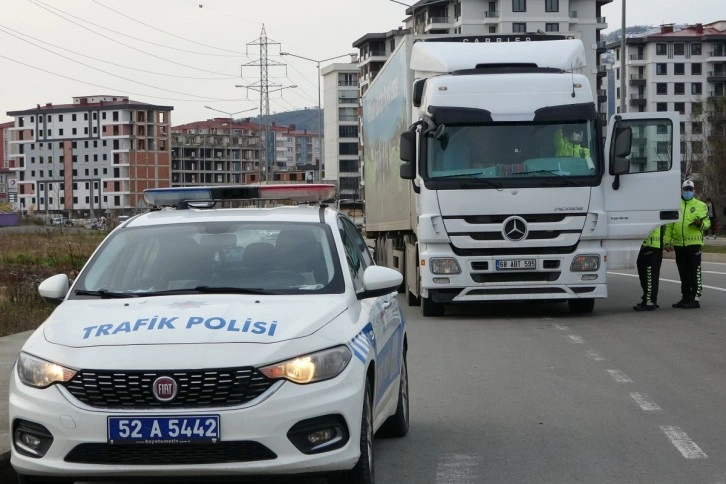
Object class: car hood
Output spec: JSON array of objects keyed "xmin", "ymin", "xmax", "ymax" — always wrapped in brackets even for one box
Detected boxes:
[{"xmin": 42, "ymin": 294, "xmax": 347, "ymax": 348}]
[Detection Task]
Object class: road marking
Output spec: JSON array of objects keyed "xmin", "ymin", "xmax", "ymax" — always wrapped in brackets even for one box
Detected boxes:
[
  {"xmin": 567, "ymin": 335, "xmax": 585, "ymax": 344},
  {"xmin": 607, "ymin": 369, "xmax": 633, "ymax": 383},
  {"xmin": 609, "ymin": 272, "xmax": 726, "ymax": 293},
  {"xmin": 586, "ymin": 349, "xmax": 606, "ymax": 361},
  {"xmin": 436, "ymin": 454, "xmax": 479, "ymax": 483},
  {"xmin": 660, "ymin": 426, "xmax": 708, "ymax": 459},
  {"xmin": 553, "ymin": 323, "xmax": 568, "ymax": 331},
  {"xmin": 630, "ymin": 392, "xmax": 661, "ymax": 411}
]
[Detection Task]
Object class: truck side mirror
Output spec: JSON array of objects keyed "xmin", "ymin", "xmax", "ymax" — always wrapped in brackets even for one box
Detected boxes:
[
  {"xmin": 400, "ymin": 131, "xmax": 416, "ymax": 179},
  {"xmin": 610, "ymin": 126, "xmax": 632, "ymax": 176}
]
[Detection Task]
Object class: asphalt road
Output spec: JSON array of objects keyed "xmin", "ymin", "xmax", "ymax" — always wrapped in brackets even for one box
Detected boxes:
[{"xmin": 4, "ymin": 257, "xmax": 726, "ymax": 483}]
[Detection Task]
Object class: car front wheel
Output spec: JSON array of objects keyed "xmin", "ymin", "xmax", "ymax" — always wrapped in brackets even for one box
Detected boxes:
[
  {"xmin": 330, "ymin": 379, "xmax": 374, "ymax": 484},
  {"xmin": 377, "ymin": 352, "xmax": 409, "ymax": 438}
]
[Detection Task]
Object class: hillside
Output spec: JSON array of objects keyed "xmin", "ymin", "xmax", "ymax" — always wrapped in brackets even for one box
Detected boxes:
[{"xmin": 246, "ymin": 108, "xmax": 323, "ymax": 134}]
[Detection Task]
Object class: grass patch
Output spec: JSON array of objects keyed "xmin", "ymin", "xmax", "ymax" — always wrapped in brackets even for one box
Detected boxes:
[{"xmin": 0, "ymin": 229, "xmax": 106, "ymax": 337}]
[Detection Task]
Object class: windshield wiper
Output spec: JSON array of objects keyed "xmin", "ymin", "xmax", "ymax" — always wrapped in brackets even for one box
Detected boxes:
[
  {"xmin": 461, "ymin": 178, "xmax": 503, "ymax": 189},
  {"xmin": 193, "ymin": 286, "xmax": 282, "ymax": 295},
  {"xmin": 74, "ymin": 289, "xmax": 139, "ymax": 299},
  {"xmin": 512, "ymin": 170, "xmax": 578, "ymax": 186}
]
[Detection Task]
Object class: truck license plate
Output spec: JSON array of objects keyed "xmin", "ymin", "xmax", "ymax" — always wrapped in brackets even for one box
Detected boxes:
[
  {"xmin": 108, "ymin": 415, "xmax": 220, "ymax": 444},
  {"xmin": 495, "ymin": 259, "xmax": 536, "ymax": 270}
]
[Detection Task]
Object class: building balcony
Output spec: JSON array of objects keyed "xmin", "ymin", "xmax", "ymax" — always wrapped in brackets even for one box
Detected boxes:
[
  {"xmin": 425, "ymin": 16, "xmax": 450, "ymax": 32},
  {"xmin": 629, "ymin": 54, "xmax": 646, "ymax": 63},
  {"xmin": 483, "ymin": 10, "xmax": 498, "ymax": 21},
  {"xmin": 597, "ymin": 89, "xmax": 607, "ymax": 103},
  {"xmin": 630, "ymin": 94, "xmax": 647, "ymax": 107},
  {"xmin": 599, "ymin": 113, "xmax": 608, "ymax": 124},
  {"xmin": 706, "ymin": 50, "xmax": 725, "ymax": 62},
  {"xmin": 629, "ymin": 74, "xmax": 646, "ymax": 86},
  {"xmin": 596, "ymin": 65, "xmax": 607, "ymax": 77},
  {"xmin": 596, "ymin": 17, "xmax": 607, "ymax": 29},
  {"xmin": 569, "ymin": 10, "xmax": 578, "ymax": 19},
  {"xmin": 707, "ymin": 71, "xmax": 726, "ymax": 82},
  {"xmin": 595, "ymin": 41, "xmax": 607, "ymax": 54},
  {"xmin": 708, "ymin": 90, "xmax": 725, "ymax": 102}
]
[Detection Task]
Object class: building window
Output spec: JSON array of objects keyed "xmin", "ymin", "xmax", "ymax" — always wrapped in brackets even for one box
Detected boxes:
[
  {"xmin": 674, "ymin": 83, "xmax": 685, "ymax": 95},
  {"xmin": 692, "ymin": 102, "xmax": 702, "ymax": 115},
  {"xmin": 656, "ymin": 43, "xmax": 667, "ymax": 55},
  {"xmin": 545, "ymin": 0, "xmax": 558, "ymax": 12},
  {"xmin": 692, "ymin": 122, "xmax": 703, "ymax": 134},
  {"xmin": 674, "ymin": 63, "xmax": 685, "ymax": 75},
  {"xmin": 489, "ymin": 26, "xmax": 497, "ymax": 33},
  {"xmin": 545, "ymin": 23, "xmax": 559, "ymax": 32},
  {"xmin": 691, "ymin": 43, "xmax": 702, "ymax": 55},
  {"xmin": 656, "ymin": 102, "xmax": 668, "ymax": 112},
  {"xmin": 692, "ymin": 141, "xmax": 703, "ymax": 154},
  {"xmin": 691, "ymin": 63, "xmax": 702, "ymax": 75},
  {"xmin": 656, "ymin": 63, "xmax": 667, "ymax": 75},
  {"xmin": 72, "ymin": 114, "xmax": 77, "ymax": 121},
  {"xmin": 656, "ymin": 141, "xmax": 670, "ymax": 155},
  {"xmin": 691, "ymin": 83, "xmax": 702, "ymax": 95},
  {"xmin": 512, "ymin": 0, "xmax": 526, "ymax": 12},
  {"xmin": 656, "ymin": 83, "xmax": 667, "ymax": 95},
  {"xmin": 674, "ymin": 102, "xmax": 685, "ymax": 114},
  {"xmin": 58, "ymin": 115, "xmax": 63, "ymax": 122},
  {"xmin": 673, "ymin": 43, "xmax": 685, "ymax": 55},
  {"xmin": 512, "ymin": 22, "xmax": 526, "ymax": 32},
  {"xmin": 59, "ymin": 129, "xmax": 64, "ymax": 135}
]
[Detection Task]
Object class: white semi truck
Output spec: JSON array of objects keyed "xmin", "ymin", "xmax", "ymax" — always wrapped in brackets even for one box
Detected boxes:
[{"xmin": 361, "ymin": 35, "xmax": 681, "ymax": 316}]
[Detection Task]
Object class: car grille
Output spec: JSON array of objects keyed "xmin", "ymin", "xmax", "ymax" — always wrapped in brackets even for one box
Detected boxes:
[
  {"xmin": 64, "ymin": 367, "xmax": 274, "ymax": 408},
  {"xmin": 64, "ymin": 441, "xmax": 277, "ymax": 465}
]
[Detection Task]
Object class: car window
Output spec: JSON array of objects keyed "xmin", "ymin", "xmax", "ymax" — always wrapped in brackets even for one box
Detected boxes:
[
  {"xmin": 72, "ymin": 221, "xmax": 345, "ymax": 296},
  {"xmin": 338, "ymin": 217, "xmax": 368, "ymax": 291},
  {"xmin": 341, "ymin": 217, "xmax": 374, "ymax": 268}
]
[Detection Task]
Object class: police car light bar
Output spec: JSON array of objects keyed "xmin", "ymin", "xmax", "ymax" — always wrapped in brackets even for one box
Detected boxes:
[{"xmin": 143, "ymin": 184, "xmax": 337, "ymax": 208}]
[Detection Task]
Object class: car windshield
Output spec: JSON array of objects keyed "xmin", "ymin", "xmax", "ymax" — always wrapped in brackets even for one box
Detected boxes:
[
  {"xmin": 426, "ymin": 121, "xmax": 599, "ymax": 180},
  {"xmin": 71, "ymin": 221, "xmax": 345, "ymax": 297}
]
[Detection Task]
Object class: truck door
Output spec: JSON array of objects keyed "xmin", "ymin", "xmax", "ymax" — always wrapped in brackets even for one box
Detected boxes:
[{"xmin": 602, "ymin": 112, "xmax": 681, "ymax": 270}]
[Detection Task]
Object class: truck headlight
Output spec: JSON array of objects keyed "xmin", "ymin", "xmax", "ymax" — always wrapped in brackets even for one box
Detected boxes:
[
  {"xmin": 17, "ymin": 352, "xmax": 77, "ymax": 389},
  {"xmin": 259, "ymin": 346, "xmax": 352, "ymax": 384},
  {"xmin": 570, "ymin": 255, "xmax": 600, "ymax": 272},
  {"xmin": 429, "ymin": 258, "xmax": 461, "ymax": 275}
]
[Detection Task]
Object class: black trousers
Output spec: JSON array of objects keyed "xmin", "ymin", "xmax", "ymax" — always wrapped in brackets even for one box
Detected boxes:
[
  {"xmin": 636, "ymin": 245, "xmax": 663, "ymax": 304},
  {"xmin": 674, "ymin": 244, "xmax": 703, "ymax": 302}
]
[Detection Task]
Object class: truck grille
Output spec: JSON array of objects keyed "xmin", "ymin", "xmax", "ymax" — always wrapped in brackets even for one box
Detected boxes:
[
  {"xmin": 64, "ymin": 367, "xmax": 274, "ymax": 409},
  {"xmin": 64, "ymin": 441, "xmax": 276, "ymax": 465}
]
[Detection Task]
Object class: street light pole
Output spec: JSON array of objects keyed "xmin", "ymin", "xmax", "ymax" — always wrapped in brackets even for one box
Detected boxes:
[
  {"xmin": 204, "ymin": 106, "xmax": 257, "ymax": 183},
  {"xmin": 280, "ymin": 51, "xmax": 356, "ymax": 182}
]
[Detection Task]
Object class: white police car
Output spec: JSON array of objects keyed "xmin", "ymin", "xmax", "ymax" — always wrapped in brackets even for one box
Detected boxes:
[{"xmin": 9, "ymin": 184, "xmax": 408, "ymax": 484}]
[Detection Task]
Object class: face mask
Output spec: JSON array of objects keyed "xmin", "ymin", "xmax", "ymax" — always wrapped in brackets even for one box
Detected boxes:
[{"xmin": 682, "ymin": 191, "xmax": 694, "ymax": 201}]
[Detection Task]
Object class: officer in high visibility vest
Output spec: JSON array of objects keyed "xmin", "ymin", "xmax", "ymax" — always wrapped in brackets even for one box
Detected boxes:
[
  {"xmin": 634, "ymin": 225, "xmax": 664, "ymax": 311},
  {"xmin": 554, "ymin": 125, "xmax": 591, "ymax": 159},
  {"xmin": 664, "ymin": 179, "xmax": 710, "ymax": 309}
]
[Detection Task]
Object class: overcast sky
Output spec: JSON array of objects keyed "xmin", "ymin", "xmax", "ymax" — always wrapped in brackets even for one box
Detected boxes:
[{"xmin": 0, "ymin": 0, "xmax": 722, "ymax": 126}]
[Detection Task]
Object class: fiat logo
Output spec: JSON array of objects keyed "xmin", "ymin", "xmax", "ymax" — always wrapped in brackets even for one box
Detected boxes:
[
  {"xmin": 152, "ymin": 376, "xmax": 178, "ymax": 402},
  {"xmin": 502, "ymin": 216, "xmax": 528, "ymax": 242}
]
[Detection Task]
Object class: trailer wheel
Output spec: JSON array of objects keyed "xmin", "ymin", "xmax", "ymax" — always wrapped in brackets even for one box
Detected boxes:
[
  {"xmin": 568, "ymin": 298, "xmax": 595, "ymax": 314},
  {"xmin": 407, "ymin": 290, "xmax": 420, "ymax": 306},
  {"xmin": 422, "ymin": 297, "xmax": 445, "ymax": 317}
]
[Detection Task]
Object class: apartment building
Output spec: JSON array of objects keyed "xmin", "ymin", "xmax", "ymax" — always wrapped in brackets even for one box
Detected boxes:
[
  {"xmin": 321, "ymin": 61, "xmax": 362, "ymax": 201},
  {"xmin": 5, "ymin": 95, "xmax": 172, "ymax": 215},
  {"xmin": 170, "ymin": 118, "xmax": 315, "ymax": 187},
  {"xmin": 608, "ymin": 21, "xmax": 726, "ymax": 175},
  {"xmin": 0, "ymin": 122, "xmax": 15, "ymax": 206}
]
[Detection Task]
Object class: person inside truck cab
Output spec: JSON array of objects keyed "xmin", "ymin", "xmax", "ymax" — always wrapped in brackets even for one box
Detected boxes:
[{"xmin": 553, "ymin": 124, "xmax": 594, "ymax": 171}]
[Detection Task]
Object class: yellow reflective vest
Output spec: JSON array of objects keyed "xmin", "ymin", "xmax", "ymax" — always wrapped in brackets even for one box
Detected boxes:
[{"xmin": 664, "ymin": 198, "xmax": 710, "ymax": 247}]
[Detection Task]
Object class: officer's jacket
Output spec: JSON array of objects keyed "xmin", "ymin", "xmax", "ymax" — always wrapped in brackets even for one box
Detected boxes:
[
  {"xmin": 643, "ymin": 226, "xmax": 663, "ymax": 249},
  {"xmin": 664, "ymin": 197, "xmax": 711, "ymax": 247},
  {"xmin": 553, "ymin": 128, "xmax": 591, "ymax": 158}
]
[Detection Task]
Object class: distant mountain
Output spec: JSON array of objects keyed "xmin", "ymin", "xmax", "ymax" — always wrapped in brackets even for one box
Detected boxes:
[{"xmin": 245, "ymin": 108, "xmax": 323, "ymax": 135}]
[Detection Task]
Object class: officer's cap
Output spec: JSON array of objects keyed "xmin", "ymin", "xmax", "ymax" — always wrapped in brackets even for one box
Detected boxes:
[{"xmin": 682, "ymin": 179, "xmax": 695, "ymax": 189}]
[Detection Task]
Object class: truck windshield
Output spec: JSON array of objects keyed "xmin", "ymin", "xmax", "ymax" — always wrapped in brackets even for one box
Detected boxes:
[{"xmin": 426, "ymin": 121, "xmax": 599, "ymax": 180}]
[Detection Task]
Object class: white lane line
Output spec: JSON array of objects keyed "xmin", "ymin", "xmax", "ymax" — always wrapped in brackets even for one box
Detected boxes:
[
  {"xmin": 586, "ymin": 349, "xmax": 606, "ymax": 361},
  {"xmin": 609, "ymin": 272, "xmax": 726, "ymax": 293},
  {"xmin": 607, "ymin": 369, "xmax": 633, "ymax": 383},
  {"xmin": 660, "ymin": 426, "xmax": 708, "ymax": 459},
  {"xmin": 568, "ymin": 335, "xmax": 585, "ymax": 344},
  {"xmin": 630, "ymin": 392, "xmax": 662, "ymax": 411},
  {"xmin": 435, "ymin": 454, "xmax": 479, "ymax": 483},
  {"xmin": 553, "ymin": 323, "xmax": 568, "ymax": 331}
]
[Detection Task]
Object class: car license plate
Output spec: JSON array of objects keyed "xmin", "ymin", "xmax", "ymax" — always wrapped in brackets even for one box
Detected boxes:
[
  {"xmin": 107, "ymin": 415, "xmax": 220, "ymax": 444},
  {"xmin": 495, "ymin": 259, "xmax": 536, "ymax": 270}
]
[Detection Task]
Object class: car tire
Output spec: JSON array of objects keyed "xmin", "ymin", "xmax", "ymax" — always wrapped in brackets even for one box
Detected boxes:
[
  {"xmin": 422, "ymin": 296, "xmax": 445, "ymax": 317},
  {"xmin": 17, "ymin": 474, "xmax": 75, "ymax": 484},
  {"xmin": 330, "ymin": 379, "xmax": 374, "ymax": 484},
  {"xmin": 568, "ymin": 298, "xmax": 595, "ymax": 314},
  {"xmin": 377, "ymin": 352, "xmax": 409, "ymax": 438}
]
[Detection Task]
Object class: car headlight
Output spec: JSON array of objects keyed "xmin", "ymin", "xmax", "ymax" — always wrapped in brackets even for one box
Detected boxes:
[
  {"xmin": 16, "ymin": 352, "xmax": 77, "ymax": 389},
  {"xmin": 570, "ymin": 255, "xmax": 600, "ymax": 272},
  {"xmin": 259, "ymin": 346, "xmax": 352, "ymax": 384},
  {"xmin": 429, "ymin": 258, "xmax": 461, "ymax": 274}
]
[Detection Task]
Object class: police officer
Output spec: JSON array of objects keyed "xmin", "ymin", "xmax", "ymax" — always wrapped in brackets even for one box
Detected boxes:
[
  {"xmin": 554, "ymin": 125, "xmax": 591, "ymax": 159},
  {"xmin": 633, "ymin": 225, "xmax": 664, "ymax": 311},
  {"xmin": 664, "ymin": 179, "xmax": 710, "ymax": 309}
]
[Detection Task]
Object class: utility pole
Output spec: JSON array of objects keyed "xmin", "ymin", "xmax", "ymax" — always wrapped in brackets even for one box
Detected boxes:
[{"xmin": 620, "ymin": 0, "xmax": 627, "ymax": 114}]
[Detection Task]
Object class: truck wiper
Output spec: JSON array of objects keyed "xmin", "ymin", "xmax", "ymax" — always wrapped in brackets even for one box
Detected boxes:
[
  {"xmin": 512, "ymin": 170, "xmax": 578, "ymax": 186},
  {"xmin": 74, "ymin": 289, "xmax": 139, "ymax": 299},
  {"xmin": 461, "ymin": 178, "xmax": 503, "ymax": 189}
]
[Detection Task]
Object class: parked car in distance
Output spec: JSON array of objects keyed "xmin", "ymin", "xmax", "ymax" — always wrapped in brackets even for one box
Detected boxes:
[{"xmin": 50, "ymin": 217, "xmax": 73, "ymax": 226}]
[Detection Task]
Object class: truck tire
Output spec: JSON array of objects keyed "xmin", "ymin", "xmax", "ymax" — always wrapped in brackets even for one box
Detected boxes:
[
  {"xmin": 422, "ymin": 296, "xmax": 445, "ymax": 317},
  {"xmin": 407, "ymin": 289, "xmax": 420, "ymax": 306},
  {"xmin": 568, "ymin": 298, "xmax": 595, "ymax": 314}
]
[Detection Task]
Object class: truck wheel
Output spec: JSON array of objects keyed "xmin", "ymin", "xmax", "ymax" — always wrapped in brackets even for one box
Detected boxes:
[
  {"xmin": 407, "ymin": 289, "xmax": 420, "ymax": 306},
  {"xmin": 422, "ymin": 297, "xmax": 445, "ymax": 317},
  {"xmin": 377, "ymin": 352, "xmax": 409, "ymax": 438},
  {"xmin": 568, "ymin": 298, "xmax": 595, "ymax": 314}
]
